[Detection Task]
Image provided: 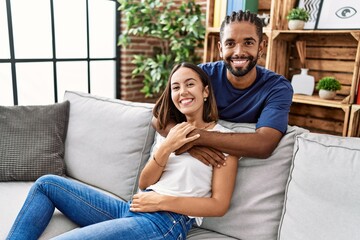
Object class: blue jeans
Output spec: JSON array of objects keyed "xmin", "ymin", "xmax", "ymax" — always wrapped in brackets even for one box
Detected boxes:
[{"xmin": 7, "ymin": 175, "xmax": 195, "ymax": 240}]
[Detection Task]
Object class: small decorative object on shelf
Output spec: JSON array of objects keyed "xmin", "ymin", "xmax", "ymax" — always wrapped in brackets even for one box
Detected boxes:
[
  {"xmin": 291, "ymin": 41, "xmax": 315, "ymax": 95},
  {"xmin": 286, "ymin": 8, "xmax": 310, "ymax": 30},
  {"xmin": 316, "ymin": 77, "xmax": 342, "ymax": 100}
]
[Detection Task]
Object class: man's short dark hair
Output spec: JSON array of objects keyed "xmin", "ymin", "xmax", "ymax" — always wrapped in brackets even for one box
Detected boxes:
[{"xmin": 220, "ymin": 10, "xmax": 263, "ymax": 42}]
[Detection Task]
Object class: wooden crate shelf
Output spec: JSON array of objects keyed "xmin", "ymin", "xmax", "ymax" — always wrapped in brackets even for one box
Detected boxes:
[
  {"xmin": 289, "ymin": 102, "xmax": 350, "ymax": 136},
  {"xmin": 348, "ymin": 104, "xmax": 360, "ymax": 137},
  {"xmin": 268, "ymin": 30, "xmax": 360, "ymax": 104}
]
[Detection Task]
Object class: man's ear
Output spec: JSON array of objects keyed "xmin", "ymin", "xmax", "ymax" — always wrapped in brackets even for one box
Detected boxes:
[
  {"xmin": 258, "ymin": 39, "xmax": 266, "ymax": 56},
  {"xmin": 218, "ymin": 41, "xmax": 223, "ymax": 58}
]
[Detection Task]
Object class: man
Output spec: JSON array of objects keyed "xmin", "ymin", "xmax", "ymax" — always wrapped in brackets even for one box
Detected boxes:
[{"xmin": 154, "ymin": 10, "xmax": 293, "ymax": 166}]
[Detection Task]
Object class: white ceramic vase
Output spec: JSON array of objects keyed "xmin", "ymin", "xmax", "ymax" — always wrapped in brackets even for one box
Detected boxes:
[
  {"xmin": 288, "ymin": 20, "xmax": 305, "ymax": 30},
  {"xmin": 319, "ymin": 89, "xmax": 337, "ymax": 100},
  {"xmin": 291, "ymin": 68, "xmax": 315, "ymax": 95}
]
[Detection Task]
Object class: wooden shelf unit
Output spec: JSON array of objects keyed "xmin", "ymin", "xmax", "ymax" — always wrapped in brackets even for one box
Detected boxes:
[
  {"xmin": 348, "ymin": 104, "xmax": 360, "ymax": 137},
  {"xmin": 203, "ymin": 0, "xmax": 360, "ymax": 136}
]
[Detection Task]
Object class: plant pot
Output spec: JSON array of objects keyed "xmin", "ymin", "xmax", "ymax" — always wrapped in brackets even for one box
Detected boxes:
[
  {"xmin": 288, "ymin": 20, "xmax": 305, "ymax": 30},
  {"xmin": 319, "ymin": 89, "xmax": 337, "ymax": 100}
]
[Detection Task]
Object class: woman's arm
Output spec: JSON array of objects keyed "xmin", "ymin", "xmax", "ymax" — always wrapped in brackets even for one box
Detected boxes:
[
  {"xmin": 132, "ymin": 154, "xmax": 238, "ymax": 217},
  {"xmin": 138, "ymin": 123, "xmax": 200, "ymax": 190}
]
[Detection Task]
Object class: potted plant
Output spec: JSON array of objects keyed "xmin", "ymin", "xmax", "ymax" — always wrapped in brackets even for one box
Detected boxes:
[
  {"xmin": 316, "ymin": 77, "xmax": 342, "ymax": 100},
  {"xmin": 117, "ymin": 0, "xmax": 205, "ymax": 98},
  {"xmin": 286, "ymin": 8, "xmax": 310, "ymax": 30}
]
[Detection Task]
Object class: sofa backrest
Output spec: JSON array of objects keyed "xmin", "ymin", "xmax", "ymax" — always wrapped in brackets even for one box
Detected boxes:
[
  {"xmin": 200, "ymin": 121, "xmax": 308, "ymax": 240},
  {"xmin": 63, "ymin": 91, "xmax": 155, "ymax": 201}
]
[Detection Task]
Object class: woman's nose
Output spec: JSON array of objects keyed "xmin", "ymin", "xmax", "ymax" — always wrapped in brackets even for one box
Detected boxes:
[{"xmin": 180, "ymin": 87, "xmax": 188, "ymax": 96}]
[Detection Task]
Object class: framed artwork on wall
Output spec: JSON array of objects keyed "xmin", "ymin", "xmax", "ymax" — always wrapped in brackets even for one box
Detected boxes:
[
  {"xmin": 297, "ymin": 0, "xmax": 322, "ymax": 29},
  {"xmin": 296, "ymin": 0, "xmax": 360, "ymax": 29},
  {"xmin": 316, "ymin": 0, "xmax": 360, "ymax": 29}
]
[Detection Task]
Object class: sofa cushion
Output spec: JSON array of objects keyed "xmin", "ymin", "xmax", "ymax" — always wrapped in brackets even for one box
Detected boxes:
[
  {"xmin": 278, "ymin": 132, "xmax": 360, "ymax": 240},
  {"xmin": 200, "ymin": 121, "xmax": 308, "ymax": 240},
  {"xmin": 63, "ymin": 91, "xmax": 155, "ymax": 201},
  {"xmin": 187, "ymin": 227, "xmax": 237, "ymax": 239},
  {"xmin": 0, "ymin": 101, "xmax": 69, "ymax": 181}
]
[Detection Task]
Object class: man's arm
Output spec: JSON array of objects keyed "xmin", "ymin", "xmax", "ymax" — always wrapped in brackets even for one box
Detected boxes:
[
  {"xmin": 176, "ymin": 126, "xmax": 283, "ymax": 159},
  {"xmin": 151, "ymin": 117, "xmax": 175, "ymax": 137}
]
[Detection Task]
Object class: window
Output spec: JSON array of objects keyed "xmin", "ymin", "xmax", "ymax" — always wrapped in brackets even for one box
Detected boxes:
[{"xmin": 0, "ymin": 0, "xmax": 119, "ymax": 105}]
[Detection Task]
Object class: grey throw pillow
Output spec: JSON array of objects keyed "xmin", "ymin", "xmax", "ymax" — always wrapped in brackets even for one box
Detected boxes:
[
  {"xmin": 0, "ymin": 101, "xmax": 70, "ymax": 181},
  {"xmin": 63, "ymin": 91, "xmax": 155, "ymax": 201},
  {"xmin": 278, "ymin": 133, "xmax": 360, "ymax": 240}
]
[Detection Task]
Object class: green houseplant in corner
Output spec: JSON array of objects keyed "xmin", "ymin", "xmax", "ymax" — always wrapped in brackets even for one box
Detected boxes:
[
  {"xmin": 117, "ymin": 0, "xmax": 205, "ymax": 98},
  {"xmin": 286, "ymin": 8, "xmax": 310, "ymax": 30},
  {"xmin": 316, "ymin": 76, "xmax": 342, "ymax": 100}
]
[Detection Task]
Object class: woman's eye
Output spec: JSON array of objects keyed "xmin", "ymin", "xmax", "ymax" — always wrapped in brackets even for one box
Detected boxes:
[{"xmin": 172, "ymin": 86, "xmax": 179, "ymax": 91}]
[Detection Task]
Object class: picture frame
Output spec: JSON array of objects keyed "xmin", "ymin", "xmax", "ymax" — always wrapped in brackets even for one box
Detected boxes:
[
  {"xmin": 297, "ymin": 0, "xmax": 322, "ymax": 30},
  {"xmin": 316, "ymin": 0, "xmax": 360, "ymax": 29}
]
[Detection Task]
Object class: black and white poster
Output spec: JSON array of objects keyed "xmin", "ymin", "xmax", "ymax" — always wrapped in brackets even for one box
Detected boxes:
[
  {"xmin": 316, "ymin": 0, "xmax": 360, "ymax": 29},
  {"xmin": 297, "ymin": 0, "xmax": 360, "ymax": 29},
  {"xmin": 298, "ymin": 0, "xmax": 322, "ymax": 29}
]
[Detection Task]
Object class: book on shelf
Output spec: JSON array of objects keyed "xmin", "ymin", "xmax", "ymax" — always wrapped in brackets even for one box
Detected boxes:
[
  {"xmin": 242, "ymin": 0, "xmax": 258, "ymax": 13},
  {"xmin": 227, "ymin": 0, "xmax": 243, "ymax": 15},
  {"xmin": 213, "ymin": 0, "xmax": 227, "ymax": 27}
]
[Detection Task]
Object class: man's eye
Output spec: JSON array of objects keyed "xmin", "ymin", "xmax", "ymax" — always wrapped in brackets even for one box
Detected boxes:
[{"xmin": 225, "ymin": 42, "xmax": 235, "ymax": 47}]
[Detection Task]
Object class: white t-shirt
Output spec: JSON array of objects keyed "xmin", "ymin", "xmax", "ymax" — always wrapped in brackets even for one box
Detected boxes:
[{"xmin": 147, "ymin": 123, "xmax": 231, "ymax": 225}]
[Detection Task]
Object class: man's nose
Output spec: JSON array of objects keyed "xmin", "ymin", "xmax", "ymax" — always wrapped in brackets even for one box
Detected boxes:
[{"xmin": 233, "ymin": 43, "xmax": 242, "ymax": 55}]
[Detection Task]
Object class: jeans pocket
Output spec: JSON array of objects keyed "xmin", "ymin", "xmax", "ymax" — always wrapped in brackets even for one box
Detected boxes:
[{"xmin": 163, "ymin": 212, "xmax": 190, "ymax": 240}]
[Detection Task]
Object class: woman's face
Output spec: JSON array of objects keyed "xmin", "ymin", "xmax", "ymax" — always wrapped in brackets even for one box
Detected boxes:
[{"xmin": 170, "ymin": 67, "xmax": 209, "ymax": 119}]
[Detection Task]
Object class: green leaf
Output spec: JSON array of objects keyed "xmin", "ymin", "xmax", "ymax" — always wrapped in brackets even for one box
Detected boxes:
[{"xmin": 118, "ymin": 0, "xmax": 205, "ymax": 97}]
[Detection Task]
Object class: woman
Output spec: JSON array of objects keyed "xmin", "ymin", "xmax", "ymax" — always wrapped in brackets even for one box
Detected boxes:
[{"xmin": 7, "ymin": 62, "xmax": 238, "ymax": 240}]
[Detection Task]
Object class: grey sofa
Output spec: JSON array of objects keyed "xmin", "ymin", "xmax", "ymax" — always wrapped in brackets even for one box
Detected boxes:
[{"xmin": 1, "ymin": 91, "xmax": 360, "ymax": 240}]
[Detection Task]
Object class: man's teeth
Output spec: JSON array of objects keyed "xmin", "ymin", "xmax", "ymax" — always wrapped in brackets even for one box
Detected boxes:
[{"xmin": 233, "ymin": 59, "xmax": 247, "ymax": 64}]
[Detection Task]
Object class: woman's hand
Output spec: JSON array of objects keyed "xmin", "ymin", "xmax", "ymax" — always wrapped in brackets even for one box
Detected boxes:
[
  {"xmin": 163, "ymin": 122, "xmax": 200, "ymax": 152},
  {"xmin": 130, "ymin": 191, "xmax": 164, "ymax": 212}
]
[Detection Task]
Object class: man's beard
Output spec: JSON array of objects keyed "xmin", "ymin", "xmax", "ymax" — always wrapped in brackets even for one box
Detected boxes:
[{"xmin": 224, "ymin": 55, "xmax": 257, "ymax": 77}]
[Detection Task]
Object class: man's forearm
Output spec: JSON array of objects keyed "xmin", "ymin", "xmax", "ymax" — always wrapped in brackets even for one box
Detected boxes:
[{"xmin": 196, "ymin": 127, "xmax": 283, "ymax": 158}]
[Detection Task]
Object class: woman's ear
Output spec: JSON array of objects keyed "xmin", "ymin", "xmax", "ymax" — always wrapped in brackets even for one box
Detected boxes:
[{"xmin": 203, "ymin": 85, "xmax": 209, "ymax": 98}]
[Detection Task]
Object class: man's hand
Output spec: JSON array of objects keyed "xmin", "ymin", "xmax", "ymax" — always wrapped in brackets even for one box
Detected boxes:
[
  {"xmin": 175, "ymin": 128, "xmax": 226, "ymax": 167},
  {"xmin": 130, "ymin": 191, "xmax": 163, "ymax": 212},
  {"xmin": 188, "ymin": 146, "xmax": 226, "ymax": 167},
  {"xmin": 175, "ymin": 128, "xmax": 201, "ymax": 154}
]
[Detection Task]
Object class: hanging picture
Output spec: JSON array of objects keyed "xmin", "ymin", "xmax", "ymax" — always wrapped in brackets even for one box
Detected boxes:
[
  {"xmin": 297, "ymin": 0, "xmax": 322, "ymax": 29},
  {"xmin": 316, "ymin": 0, "xmax": 360, "ymax": 29}
]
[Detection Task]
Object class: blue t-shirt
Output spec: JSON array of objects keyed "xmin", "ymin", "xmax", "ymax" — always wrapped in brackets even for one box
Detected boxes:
[{"xmin": 199, "ymin": 61, "xmax": 293, "ymax": 133}]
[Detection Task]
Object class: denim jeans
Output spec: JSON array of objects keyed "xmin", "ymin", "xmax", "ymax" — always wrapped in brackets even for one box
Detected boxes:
[{"xmin": 7, "ymin": 175, "xmax": 195, "ymax": 240}]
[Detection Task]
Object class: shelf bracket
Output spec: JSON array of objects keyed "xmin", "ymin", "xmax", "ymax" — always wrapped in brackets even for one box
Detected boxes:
[
  {"xmin": 350, "ymin": 32, "xmax": 360, "ymax": 42},
  {"xmin": 341, "ymin": 95, "xmax": 351, "ymax": 104}
]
